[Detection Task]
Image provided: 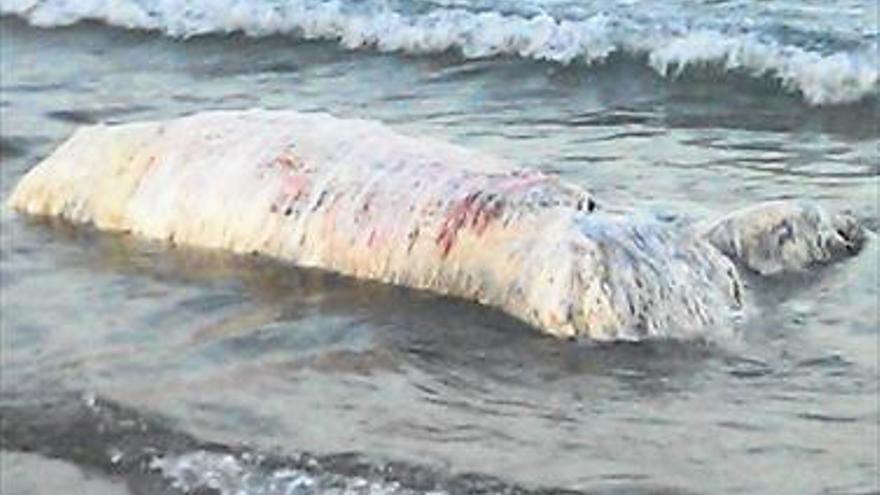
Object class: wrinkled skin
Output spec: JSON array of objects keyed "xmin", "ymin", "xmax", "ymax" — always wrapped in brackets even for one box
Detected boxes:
[{"xmin": 697, "ymin": 201, "xmax": 865, "ymax": 276}]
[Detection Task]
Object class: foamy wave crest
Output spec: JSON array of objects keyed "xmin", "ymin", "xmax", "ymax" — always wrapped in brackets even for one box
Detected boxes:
[{"xmin": 2, "ymin": 0, "xmax": 877, "ymax": 104}]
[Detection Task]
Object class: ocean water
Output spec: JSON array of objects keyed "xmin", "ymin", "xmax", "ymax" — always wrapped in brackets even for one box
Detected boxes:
[{"xmin": 0, "ymin": 0, "xmax": 878, "ymax": 494}]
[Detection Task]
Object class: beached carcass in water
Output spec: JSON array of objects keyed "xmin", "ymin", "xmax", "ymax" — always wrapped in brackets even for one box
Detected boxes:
[{"xmin": 7, "ymin": 110, "xmax": 866, "ymax": 341}]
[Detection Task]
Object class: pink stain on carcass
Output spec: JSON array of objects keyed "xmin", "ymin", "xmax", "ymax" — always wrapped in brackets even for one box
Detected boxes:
[
  {"xmin": 282, "ymin": 172, "xmax": 309, "ymax": 199},
  {"xmin": 436, "ymin": 191, "xmax": 503, "ymax": 257},
  {"xmin": 270, "ymin": 172, "xmax": 310, "ymax": 214},
  {"xmin": 432, "ymin": 171, "xmax": 550, "ymax": 256},
  {"xmin": 267, "ymin": 152, "xmax": 312, "ymax": 214}
]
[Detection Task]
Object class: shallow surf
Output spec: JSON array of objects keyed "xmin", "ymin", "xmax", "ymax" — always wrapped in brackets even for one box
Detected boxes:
[{"xmin": 1, "ymin": 3, "xmax": 878, "ymax": 493}]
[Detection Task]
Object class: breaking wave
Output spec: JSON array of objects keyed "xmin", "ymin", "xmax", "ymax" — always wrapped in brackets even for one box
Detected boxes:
[
  {"xmin": 2, "ymin": 0, "xmax": 878, "ymax": 106},
  {"xmin": 2, "ymin": 393, "xmax": 624, "ymax": 495},
  {"xmin": 151, "ymin": 451, "xmax": 437, "ymax": 495}
]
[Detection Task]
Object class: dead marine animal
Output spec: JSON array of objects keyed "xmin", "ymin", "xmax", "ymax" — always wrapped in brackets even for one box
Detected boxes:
[{"xmin": 7, "ymin": 110, "xmax": 865, "ymax": 340}]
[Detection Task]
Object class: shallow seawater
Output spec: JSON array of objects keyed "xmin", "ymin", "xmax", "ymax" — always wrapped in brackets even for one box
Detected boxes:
[{"xmin": 0, "ymin": 5, "xmax": 878, "ymax": 495}]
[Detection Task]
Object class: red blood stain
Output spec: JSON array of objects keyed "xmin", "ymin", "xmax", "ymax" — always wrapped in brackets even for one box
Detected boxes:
[{"xmin": 435, "ymin": 192, "xmax": 503, "ymax": 257}]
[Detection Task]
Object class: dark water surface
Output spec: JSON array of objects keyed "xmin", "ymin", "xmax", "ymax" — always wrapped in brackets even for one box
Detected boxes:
[{"xmin": 1, "ymin": 13, "xmax": 878, "ymax": 495}]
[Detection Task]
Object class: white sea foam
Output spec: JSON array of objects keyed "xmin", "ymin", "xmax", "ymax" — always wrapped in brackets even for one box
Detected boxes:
[
  {"xmin": 2, "ymin": 0, "xmax": 877, "ymax": 105},
  {"xmin": 151, "ymin": 450, "xmax": 441, "ymax": 495}
]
